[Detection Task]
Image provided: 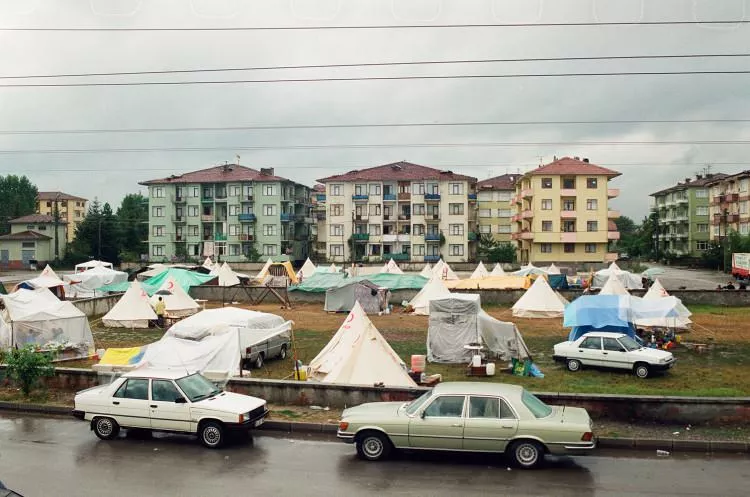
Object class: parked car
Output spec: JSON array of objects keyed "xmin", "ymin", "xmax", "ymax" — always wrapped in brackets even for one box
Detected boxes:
[
  {"xmin": 72, "ymin": 368, "xmax": 268, "ymax": 448},
  {"xmin": 553, "ymin": 332, "xmax": 676, "ymax": 379},
  {"xmin": 336, "ymin": 382, "xmax": 595, "ymax": 469},
  {"xmin": 244, "ymin": 331, "xmax": 291, "ymax": 369}
]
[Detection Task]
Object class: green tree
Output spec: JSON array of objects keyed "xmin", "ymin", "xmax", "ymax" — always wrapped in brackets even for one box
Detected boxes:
[
  {"xmin": 477, "ymin": 233, "xmax": 517, "ymax": 263},
  {"xmin": 614, "ymin": 215, "xmax": 637, "ymax": 236},
  {"xmin": 66, "ymin": 199, "xmax": 122, "ymax": 264},
  {"xmin": 0, "ymin": 175, "xmax": 38, "ymax": 234},
  {"xmin": 4, "ymin": 346, "xmax": 54, "ymax": 396},
  {"xmin": 116, "ymin": 193, "xmax": 148, "ymax": 262}
]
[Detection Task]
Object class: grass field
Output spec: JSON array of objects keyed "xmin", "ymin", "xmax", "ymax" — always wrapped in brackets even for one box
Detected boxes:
[{"xmin": 80, "ymin": 302, "xmax": 750, "ymax": 397}]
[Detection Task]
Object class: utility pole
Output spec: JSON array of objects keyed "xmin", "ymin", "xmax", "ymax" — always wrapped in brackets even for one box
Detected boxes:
[
  {"xmin": 53, "ymin": 193, "xmax": 60, "ymax": 264},
  {"xmin": 98, "ymin": 217, "xmax": 102, "ymax": 260}
]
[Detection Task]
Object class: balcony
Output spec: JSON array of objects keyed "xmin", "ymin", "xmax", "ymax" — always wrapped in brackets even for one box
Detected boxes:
[
  {"xmin": 173, "ymin": 195, "xmax": 186, "ymax": 203},
  {"xmin": 398, "ymin": 192, "xmax": 411, "ymax": 201},
  {"xmin": 238, "ymin": 213, "xmax": 256, "ymax": 222},
  {"xmin": 522, "ymin": 210, "xmax": 533, "ymax": 219},
  {"xmin": 560, "ymin": 210, "xmax": 577, "ymax": 219},
  {"xmin": 608, "ymin": 210, "xmax": 620, "ymax": 218},
  {"xmin": 425, "ymin": 233, "xmax": 441, "ymax": 242},
  {"xmin": 726, "ymin": 193, "xmax": 740, "ymax": 203},
  {"xmin": 388, "ymin": 253, "xmax": 411, "ymax": 261},
  {"xmin": 352, "ymin": 213, "xmax": 368, "ymax": 222},
  {"xmin": 607, "ymin": 231, "xmax": 621, "ymax": 240},
  {"xmin": 240, "ymin": 195, "xmax": 254, "ymax": 203},
  {"xmin": 426, "ymin": 213, "xmax": 440, "ymax": 221},
  {"xmin": 560, "ymin": 232, "xmax": 577, "ymax": 243},
  {"xmin": 201, "ymin": 197, "xmax": 214, "ymax": 203},
  {"xmin": 352, "ymin": 194, "xmax": 369, "ymax": 202},
  {"xmin": 607, "ymin": 188, "xmax": 620, "ymax": 198},
  {"xmin": 560, "ymin": 189, "xmax": 577, "ymax": 197},
  {"xmin": 511, "ymin": 214, "xmax": 521, "ymax": 222},
  {"xmin": 280, "ymin": 213, "xmax": 293, "ymax": 222},
  {"xmin": 315, "ymin": 212, "xmax": 327, "ymax": 221},
  {"xmin": 172, "ymin": 234, "xmax": 186, "ymax": 242},
  {"xmin": 424, "ymin": 255, "xmax": 441, "ymax": 263},
  {"xmin": 239, "ymin": 234, "xmax": 255, "ymax": 242},
  {"xmin": 398, "ymin": 214, "xmax": 412, "ymax": 221},
  {"xmin": 316, "ymin": 194, "xmax": 326, "ymax": 202},
  {"xmin": 424, "ymin": 193, "xmax": 441, "ymax": 202},
  {"xmin": 383, "ymin": 214, "xmax": 395, "ymax": 222},
  {"xmin": 172, "ymin": 215, "xmax": 186, "ymax": 223},
  {"xmin": 467, "ymin": 232, "xmax": 477, "ymax": 241},
  {"xmin": 352, "ymin": 233, "xmax": 370, "ymax": 242},
  {"xmin": 676, "ymin": 197, "xmax": 688, "ymax": 205},
  {"xmin": 215, "ymin": 234, "xmax": 227, "ymax": 241},
  {"xmin": 512, "ymin": 231, "xmax": 533, "ymax": 241},
  {"xmin": 383, "ymin": 193, "xmax": 397, "ymax": 201},
  {"xmin": 728, "ymin": 213, "xmax": 740, "ymax": 223},
  {"xmin": 468, "ymin": 193, "xmax": 477, "ymax": 202},
  {"xmin": 214, "ymin": 193, "xmax": 228, "ymax": 202},
  {"xmin": 201, "ymin": 215, "xmax": 214, "ymax": 222},
  {"xmin": 521, "ymin": 189, "xmax": 533, "ymax": 198}
]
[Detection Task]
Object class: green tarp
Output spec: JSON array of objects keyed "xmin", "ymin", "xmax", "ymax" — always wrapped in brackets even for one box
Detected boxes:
[
  {"xmin": 290, "ymin": 273, "xmax": 346, "ymax": 293},
  {"xmin": 291, "ymin": 272, "xmax": 427, "ymax": 293},
  {"xmin": 0, "ymin": 280, "xmax": 6, "ymax": 294},
  {"xmin": 99, "ymin": 268, "xmax": 216, "ymax": 296}
]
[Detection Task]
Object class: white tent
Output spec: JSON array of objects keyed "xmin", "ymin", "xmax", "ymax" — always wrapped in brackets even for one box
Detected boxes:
[
  {"xmin": 19, "ymin": 264, "xmax": 66, "ymax": 290},
  {"xmin": 491, "ymin": 263, "xmax": 506, "ymax": 276},
  {"xmin": 592, "ymin": 262, "xmax": 643, "ymax": 289},
  {"xmin": 381, "ymin": 258, "xmax": 404, "ymax": 275},
  {"xmin": 512, "ymin": 276, "xmax": 568, "ymax": 318},
  {"xmin": 0, "ymin": 288, "xmax": 95, "ymax": 359},
  {"xmin": 599, "ymin": 275, "xmax": 630, "ymax": 295},
  {"xmin": 470, "ymin": 261, "xmax": 490, "ymax": 279},
  {"xmin": 432, "ymin": 259, "xmax": 459, "ymax": 280},
  {"xmin": 408, "ymin": 276, "xmax": 451, "ymax": 315},
  {"xmin": 329, "ymin": 263, "xmax": 339, "ymax": 272},
  {"xmin": 215, "ymin": 262, "xmax": 241, "ymax": 287},
  {"xmin": 297, "ymin": 258, "xmax": 317, "ymax": 279},
  {"xmin": 149, "ymin": 276, "xmax": 200, "ymax": 317},
  {"xmin": 427, "ymin": 294, "xmax": 530, "ymax": 364},
  {"xmin": 543, "ymin": 263, "xmax": 561, "ymax": 275},
  {"xmin": 64, "ymin": 265, "xmax": 128, "ymax": 299},
  {"xmin": 202, "ymin": 257, "xmax": 216, "ymax": 271},
  {"xmin": 140, "ymin": 332, "xmax": 242, "ymax": 381},
  {"xmin": 635, "ymin": 279, "xmax": 692, "ymax": 329},
  {"xmin": 419, "ymin": 263, "xmax": 433, "ymax": 278},
  {"xmin": 307, "ymin": 302, "xmax": 417, "ymax": 388},
  {"xmin": 256, "ymin": 258, "xmax": 273, "ymax": 279},
  {"xmin": 512, "ymin": 263, "xmax": 546, "ymax": 277},
  {"xmin": 102, "ymin": 281, "xmax": 158, "ymax": 328},
  {"xmin": 74, "ymin": 260, "xmax": 114, "ymax": 273},
  {"xmin": 167, "ymin": 307, "xmax": 291, "ymax": 341}
]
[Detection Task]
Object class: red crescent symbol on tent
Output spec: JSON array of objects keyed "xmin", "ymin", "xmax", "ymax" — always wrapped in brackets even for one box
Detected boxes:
[
  {"xmin": 167, "ymin": 281, "xmax": 174, "ymax": 290},
  {"xmin": 346, "ymin": 312, "xmax": 355, "ymax": 323},
  {"xmin": 661, "ymin": 289, "xmax": 668, "ymax": 297},
  {"xmin": 141, "ymin": 290, "xmax": 147, "ymax": 298}
]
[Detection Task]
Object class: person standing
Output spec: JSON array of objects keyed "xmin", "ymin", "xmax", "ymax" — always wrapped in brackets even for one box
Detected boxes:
[{"xmin": 154, "ymin": 296, "xmax": 166, "ymax": 328}]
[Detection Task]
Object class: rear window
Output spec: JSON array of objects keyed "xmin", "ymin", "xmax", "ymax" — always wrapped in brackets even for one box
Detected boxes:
[{"xmin": 521, "ymin": 390, "xmax": 553, "ymax": 418}]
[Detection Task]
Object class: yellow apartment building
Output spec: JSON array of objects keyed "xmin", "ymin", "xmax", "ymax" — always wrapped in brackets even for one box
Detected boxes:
[
  {"xmin": 476, "ymin": 174, "xmax": 519, "ymax": 244},
  {"xmin": 36, "ymin": 191, "xmax": 88, "ymax": 243},
  {"xmin": 512, "ymin": 157, "xmax": 621, "ymax": 264}
]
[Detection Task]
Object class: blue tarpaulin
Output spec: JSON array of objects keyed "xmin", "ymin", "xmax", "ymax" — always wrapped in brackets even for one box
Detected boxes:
[{"xmin": 547, "ymin": 274, "xmax": 569, "ymax": 290}]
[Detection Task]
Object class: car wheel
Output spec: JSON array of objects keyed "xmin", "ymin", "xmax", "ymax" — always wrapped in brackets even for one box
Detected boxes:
[
  {"xmin": 200, "ymin": 421, "xmax": 225, "ymax": 449},
  {"xmin": 279, "ymin": 345, "xmax": 287, "ymax": 360},
  {"xmin": 566, "ymin": 358, "xmax": 582, "ymax": 372},
  {"xmin": 93, "ymin": 417, "xmax": 120, "ymax": 440},
  {"xmin": 355, "ymin": 432, "xmax": 392, "ymax": 461},
  {"xmin": 634, "ymin": 363, "xmax": 650, "ymax": 379},
  {"xmin": 509, "ymin": 440, "xmax": 544, "ymax": 469},
  {"xmin": 254, "ymin": 353, "xmax": 264, "ymax": 369}
]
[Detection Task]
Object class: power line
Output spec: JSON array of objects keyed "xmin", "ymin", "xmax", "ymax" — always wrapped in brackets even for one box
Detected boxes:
[
  {"xmin": 1, "ymin": 140, "xmax": 750, "ymax": 155},
  {"xmin": 3, "ymin": 53, "xmax": 749, "ymax": 80},
  {"xmin": 3, "ymin": 70, "xmax": 750, "ymax": 87},
  {"xmin": 2, "ymin": 20, "xmax": 750, "ymax": 32},
  {"xmin": 2, "ymin": 118, "xmax": 748, "ymax": 136}
]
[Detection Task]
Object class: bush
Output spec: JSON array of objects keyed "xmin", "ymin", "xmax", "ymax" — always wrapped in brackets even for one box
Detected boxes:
[{"xmin": 4, "ymin": 346, "xmax": 55, "ymax": 396}]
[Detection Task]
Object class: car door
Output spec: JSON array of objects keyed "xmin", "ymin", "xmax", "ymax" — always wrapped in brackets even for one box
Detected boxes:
[
  {"xmin": 602, "ymin": 337, "xmax": 631, "ymax": 370},
  {"xmin": 408, "ymin": 395, "xmax": 466, "ymax": 450},
  {"xmin": 149, "ymin": 379, "xmax": 192, "ymax": 432},
  {"xmin": 576, "ymin": 336, "xmax": 604, "ymax": 366},
  {"xmin": 111, "ymin": 378, "xmax": 152, "ymax": 428},
  {"xmin": 462, "ymin": 396, "xmax": 518, "ymax": 452}
]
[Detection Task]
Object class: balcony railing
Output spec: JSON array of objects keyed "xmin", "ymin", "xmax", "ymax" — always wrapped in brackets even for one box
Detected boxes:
[
  {"xmin": 238, "ymin": 213, "xmax": 256, "ymax": 222},
  {"xmin": 215, "ymin": 234, "xmax": 227, "ymax": 241},
  {"xmin": 608, "ymin": 210, "xmax": 620, "ymax": 218},
  {"xmin": 398, "ymin": 214, "xmax": 411, "ymax": 221},
  {"xmin": 424, "ymin": 255, "xmax": 441, "ymax": 262},
  {"xmin": 467, "ymin": 232, "xmax": 477, "ymax": 241},
  {"xmin": 239, "ymin": 234, "xmax": 255, "ymax": 242},
  {"xmin": 352, "ymin": 213, "xmax": 368, "ymax": 221},
  {"xmin": 560, "ymin": 189, "xmax": 577, "ymax": 197},
  {"xmin": 172, "ymin": 215, "xmax": 186, "ymax": 223},
  {"xmin": 240, "ymin": 195, "xmax": 254, "ymax": 203},
  {"xmin": 173, "ymin": 195, "xmax": 186, "ymax": 203},
  {"xmin": 522, "ymin": 210, "xmax": 533, "ymax": 219},
  {"xmin": 280, "ymin": 213, "xmax": 293, "ymax": 222},
  {"xmin": 608, "ymin": 231, "xmax": 621, "ymax": 240},
  {"xmin": 316, "ymin": 194, "xmax": 326, "ymax": 202},
  {"xmin": 352, "ymin": 233, "xmax": 370, "ymax": 242},
  {"xmin": 201, "ymin": 215, "xmax": 214, "ymax": 222},
  {"xmin": 352, "ymin": 194, "xmax": 369, "ymax": 202},
  {"xmin": 560, "ymin": 210, "xmax": 577, "ymax": 219},
  {"xmin": 383, "ymin": 193, "xmax": 397, "ymax": 201},
  {"xmin": 424, "ymin": 193, "xmax": 441, "ymax": 201},
  {"xmin": 521, "ymin": 189, "xmax": 533, "ymax": 198},
  {"xmin": 468, "ymin": 193, "xmax": 477, "ymax": 201},
  {"xmin": 425, "ymin": 233, "xmax": 441, "ymax": 241},
  {"xmin": 388, "ymin": 253, "xmax": 410, "ymax": 261},
  {"xmin": 201, "ymin": 197, "xmax": 214, "ymax": 203},
  {"xmin": 427, "ymin": 213, "xmax": 440, "ymax": 220},
  {"xmin": 398, "ymin": 192, "xmax": 411, "ymax": 201}
]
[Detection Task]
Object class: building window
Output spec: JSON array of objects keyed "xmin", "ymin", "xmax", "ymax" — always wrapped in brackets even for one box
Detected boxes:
[
  {"xmin": 412, "ymin": 224, "xmax": 424, "ymax": 235},
  {"xmin": 331, "ymin": 224, "xmax": 344, "ymax": 236},
  {"xmin": 586, "ymin": 178, "xmax": 598, "ymax": 188},
  {"xmin": 585, "ymin": 243, "xmax": 597, "ymax": 253},
  {"xmin": 562, "ymin": 199, "xmax": 575, "ymax": 211},
  {"xmin": 541, "ymin": 178, "xmax": 553, "ymax": 189},
  {"xmin": 449, "ymin": 244, "xmax": 464, "ymax": 256},
  {"xmin": 586, "ymin": 199, "xmax": 598, "ymax": 210},
  {"xmin": 330, "ymin": 184, "xmax": 342, "ymax": 196},
  {"xmin": 152, "ymin": 245, "xmax": 165, "ymax": 256},
  {"xmin": 229, "ymin": 225, "xmax": 239, "ymax": 236},
  {"xmin": 188, "ymin": 225, "xmax": 199, "ymax": 236},
  {"xmin": 741, "ymin": 201, "xmax": 749, "ymax": 214},
  {"xmin": 450, "ymin": 183, "xmax": 463, "ymax": 194},
  {"xmin": 477, "ymin": 192, "xmax": 492, "ymax": 202},
  {"xmin": 562, "ymin": 177, "xmax": 576, "ymax": 189},
  {"xmin": 695, "ymin": 206, "xmax": 709, "ymax": 216},
  {"xmin": 21, "ymin": 242, "xmax": 35, "ymax": 249},
  {"xmin": 330, "ymin": 244, "xmax": 344, "ymax": 256},
  {"xmin": 713, "ymin": 225, "xmax": 721, "ymax": 236},
  {"xmin": 497, "ymin": 209, "xmax": 511, "ymax": 217},
  {"xmin": 229, "ymin": 205, "xmax": 239, "ymax": 216},
  {"xmin": 26, "ymin": 224, "xmax": 34, "ymax": 230},
  {"xmin": 564, "ymin": 243, "xmax": 576, "ymax": 253},
  {"xmin": 37, "ymin": 225, "xmax": 46, "ymax": 231},
  {"xmin": 541, "ymin": 199, "xmax": 552, "ymax": 210},
  {"xmin": 540, "ymin": 243, "xmax": 552, "ymax": 253},
  {"xmin": 587, "ymin": 221, "xmax": 598, "ymax": 232},
  {"xmin": 191, "ymin": 186, "xmax": 199, "ymax": 197},
  {"xmin": 697, "ymin": 240, "xmax": 709, "ymax": 251},
  {"xmin": 695, "ymin": 189, "xmax": 708, "ymax": 198},
  {"xmin": 414, "ymin": 244, "xmax": 425, "ymax": 256},
  {"xmin": 367, "ymin": 204, "xmax": 381, "ymax": 216},
  {"xmin": 497, "ymin": 191, "xmax": 512, "ymax": 201},
  {"xmin": 369, "ymin": 184, "xmax": 381, "ymax": 195},
  {"xmin": 697, "ymin": 223, "xmax": 709, "ymax": 233},
  {"xmin": 449, "ymin": 224, "xmax": 464, "ymax": 236},
  {"xmin": 449, "ymin": 203, "xmax": 464, "ymax": 215},
  {"xmin": 562, "ymin": 220, "xmax": 576, "ymax": 232},
  {"xmin": 331, "ymin": 204, "xmax": 344, "ymax": 217},
  {"xmin": 263, "ymin": 204, "xmax": 276, "ymax": 216},
  {"xmin": 413, "ymin": 183, "xmax": 425, "ymax": 195},
  {"xmin": 479, "ymin": 225, "xmax": 491, "ymax": 234},
  {"xmin": 498, "ymin": 225, "xmax": 511, "ymax": 233},
  {"xmin": 202, "ymin": 187, "xmax": 213, "ymax": 199},
  {"xmin": 263, "ymin": 184, "xmax": 276, "ymax": 196},
  {"xmin": 741, "ymin": 223, "xmax": 750, "ymax": 235},
  {"xmin": 188, "ymin": 205, "xmax": 198, "ymax": 217},
  {"xmin": 263, "ymin": 244, "xmax": 277, "ymax": 256},
  {"xmin": 542, "ymin": 221, "xmax": 552, "ymax": 232},
  {"xmin": 369, "ymin": 224, "xmax": 382, "ymax": 235},
  {"xmin": 229, "ymin": 244, "xmax": 241, "ymax": 256},
  {"xmin": 152, "ymin": 225, "xmax": 165, "ymax": 237},
  {"xmin": 46, "ymin": 201, "xmax": 51, "ymax": 208},
  {"xmin": 263, "ymin": 224, "xmax": 277, "ymax": 236},
  {"xmin": 151, "ymin": 206, "xmax": 164, "ymax": 218},
  {"xmin": 427, "ymin": 183, "xmax": 439, "ymax": 194},
  {"xmin": 229, "ymin": 185, "xmax": 241, "ymax": 196},
  {"xmin": 354, "ymin": 184, "xmax": 367, "ymax": 195},
  {"xmin": 152, "ymin": 187, "xmax": 165, "ymax": 198},
  {"xmin": 413, "ymin": 204, "xmax": 425, "ymax": 215},
  {"xmin": 479, "ymin": 209, "xmax": 492, "ymax": 218}
]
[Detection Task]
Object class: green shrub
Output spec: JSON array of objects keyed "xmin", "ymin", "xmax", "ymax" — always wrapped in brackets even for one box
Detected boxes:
[{"xmin": 4, "ymin": 346, "xmax": 55, "ymax": 396}]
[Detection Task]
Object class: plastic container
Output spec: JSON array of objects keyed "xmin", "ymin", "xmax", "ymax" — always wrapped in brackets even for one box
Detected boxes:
[
  {"xmin": 411, "ymin": 355, "xmax": 426, "ymax": 373},
  {"xmin": 293, "ymin": 366, "xmax": 307, "ymax": 381},
  {"xmin": 486, "ymin": 363, "xmax": 496, "ymax": 376},
  {"xmin": 471, "ymin": 355, "xmax": 482, "ymax": 367}
]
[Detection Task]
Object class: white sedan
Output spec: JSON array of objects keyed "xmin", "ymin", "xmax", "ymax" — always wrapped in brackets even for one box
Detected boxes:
[
  {"xmin": 553, "ymin": 332, "xmax": 676, "ymax": 379},
  {"xmin": 73, "ymin": 368, "xmax": 267, "ymax": 448}
]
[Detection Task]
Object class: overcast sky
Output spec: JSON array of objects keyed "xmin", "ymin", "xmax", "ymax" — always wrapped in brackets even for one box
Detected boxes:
[{"xmin": 2, "ymin": 0, "xmax": 750, "ymax": 221}]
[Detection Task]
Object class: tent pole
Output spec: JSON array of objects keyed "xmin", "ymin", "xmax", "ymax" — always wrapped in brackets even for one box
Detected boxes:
[{"xmin": 291, "ymin": 325, "xmax": 300, "ymax": 381}]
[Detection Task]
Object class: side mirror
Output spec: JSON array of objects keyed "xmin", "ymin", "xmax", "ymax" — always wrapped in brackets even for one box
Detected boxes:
[
  {"xmin": 420, "ymin": 410, "xmax": 426, "ymax": 419},
  {"xmin": 175, "ymin": 397, "xmax": 187, "ymax": 404}
]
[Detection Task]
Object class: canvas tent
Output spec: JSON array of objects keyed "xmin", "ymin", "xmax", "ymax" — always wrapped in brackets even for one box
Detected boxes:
[
  {"xmin": 64, "ymin": 265, "xmax": 128, "ymax": 298},
  {"xmin": 419, "ymin": 263, "xmax": 433, "ymax": 278},
  {"xmin": 291, "ymin": 272, "xmax": 347, "ymax": 293},
  {"xmin": 297, "ymin": 258, "xmax": 317, "ymax": 279},
  {"xmin": 408, "ymin": 275, "xmax": 451, "ymax": 315},
  {"xmin": 634, "ymin": 279, "xmax": 692, "ymax": 329},
  {"xmin": 16, "ymin": 264, "xmax": 66, "ymax": 290},
  {"xmin": 0, "ymin": 288, "xmax": 95, "ymax": 359},
  {"xmin": 381, "ymin": 258, "xmax": 404, "ymax": 275},
  {"xmin": 470, "ymin": 261, "xmax": 490, "ymax": 279},
  {"xmin": 592, "ymin": 262, "xmax": 643, "ymax": 289},
  {"xmin": 258, "ymin": 261, "xmax": 299, "ymax": 285},
  {"xmin": 215, "ymin": 262, "xmax": 241, "ymax": 287},
  {"xmin": 543, "ymin": 263, "xmax": 561, "ymax": 275},
  {"xmin": 102, "ymin": 280, "xmax": 158, "ymax": 328},
  {"xmin": 149, "ymin": 276, "xmax": 200, "ymax": 317},
  {"xmin": 446, "ymin": 275, "xmax": 530, "ymax": 290},
  {"xmin": 101, "ymin": 268, "xmax": 215, "ymax": 295},
  {"xmin": 432, "ymin": 259, "xmax": 459, "ymax": 280},
  {"xmin": 427, "ymin": 294, "xmax": 530, "ymax": 364},
  {"xmin": 324, "ymin": 279, "xmax": 390, "ymax": 313},
  {"xmin": 74, "ymin": 260, "xmax": 114, "ymax": 273},
  {"xmin": 491, "ymin": 264, "xmax": 506, "ymax": 276},
  {"xmin": 512, "ymin": 276, "xmax": 568, "ymax": 318},
  {"xmin": 599, "ymin": 275, "xmax": 630, "ymax": 295},
  {"xmin": 307, "ymin": 302, "xmax": 417, "ymax": 387},
  {"xmin": 256, "ymin": 258, "xmax": 273, "ymax": 279},
  {"xmin": 512, "ymin": 263, "xmax": 547, "ymax": 277}
]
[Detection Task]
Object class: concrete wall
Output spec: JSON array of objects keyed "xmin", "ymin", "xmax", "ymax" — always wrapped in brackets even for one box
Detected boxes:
[
  {"xmin": 188, "ymin": 285, "xmax": 419, "ymax": 305},
  {"xmin": 72, "ymin": 295, "xmax": 121, "ymax": 317}
]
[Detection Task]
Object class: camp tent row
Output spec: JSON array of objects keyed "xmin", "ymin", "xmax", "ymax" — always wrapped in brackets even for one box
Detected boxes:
[
  {"xmin": 64, "ymin": 265, "xmax": 128, "ymax": 299},
  {"xmin": 324, "ymin": 279, "xmax": 390, "ymax": 313},
  {"xmin": 512, "ymin": 276, "xmax": 568, "ymax": 318},
  {"xmin": 102, "ymin": 281, "xmax": 158, "ymax": 328},
  {"xmin": 635, "ymin": 278, "xmax": 692, "ymax": 329},
  {"xmin": 592, "ymin": 262, "xmax": 643, "ymax": 289}
]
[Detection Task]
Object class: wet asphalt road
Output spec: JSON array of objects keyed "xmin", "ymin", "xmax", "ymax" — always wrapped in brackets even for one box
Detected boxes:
[{"xmin": 1, "ymin": 414, "xmax": 749, "ymax": 496}]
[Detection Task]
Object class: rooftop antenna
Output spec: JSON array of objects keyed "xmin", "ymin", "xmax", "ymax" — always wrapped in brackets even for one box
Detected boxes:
[
  {"xmin": 236, "ymin": 154, "xmax": 240, "ymax": 165},
  {"xmin": 538, "ymin": 156, "xmax": 544, "ymax": 166}
]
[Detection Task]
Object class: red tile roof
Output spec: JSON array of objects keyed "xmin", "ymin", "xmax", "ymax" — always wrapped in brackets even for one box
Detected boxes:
[
  {"xmin": 527, "ymin": 157, "xmax": 620, "ymax": 178},
  {"xmin": 9, "ymin": 214, "xmax": 55, "ymax": 224},
  {"xmin": 37, "ymin": 191, "xmax": 87, "ymax": 201},
  {"xmin": 140, "ymin": 164, "xmax": 294, "ymax": 185},
  {"xmin": 477, "ymin": 174, "xmax": 520, "ymax": 191},
  {"xmin": 317, "ymin": 161, "xmax": 477, "ymax": 183},
  {"xmin": 651, "ymin": 173, "xmax": 728, "ymax": 196},
  {"xmin": 0, "ymin": 230, "xmax": 52, "ymax": 241}
]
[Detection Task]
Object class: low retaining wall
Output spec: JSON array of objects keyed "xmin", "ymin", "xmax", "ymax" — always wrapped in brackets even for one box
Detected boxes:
[
  {"xmin": 25, "ymin": 368, "xmax": 750, "ymax": 425},
  {"xmin": 72, "ymin": 295, "xmax": 121, "ymax": 317},
  {"xmin": 189, "ymin": 285, "xmax": 421, "ymax": 306}
]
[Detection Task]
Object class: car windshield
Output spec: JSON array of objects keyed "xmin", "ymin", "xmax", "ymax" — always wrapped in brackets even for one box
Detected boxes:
[
  {"xmin": 405, "ymin": 391, "xmax": 432, "ymax": 416},
  {"xmin": 619, "ymin": 336, "xmax": 641, "ymax": 351},
  {"xmin": 175, "ymin": 373, "xmax": 222, "ymax": 402},
  {"xmin": 521, "ymin": 390, "xmax": 553, "ymax": 418}
]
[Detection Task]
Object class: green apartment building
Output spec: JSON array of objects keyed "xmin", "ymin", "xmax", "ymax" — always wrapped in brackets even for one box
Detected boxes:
[
  {"xmin": 650, "ymin": 173, "xmax": 726, "ymax": 257},
  {"xmin": 476, "ymin": 174, "xmax": 519, "ymax": 244},
  {"xmin": 141, "ymin": 164, "xmax": 312, "ymax": 263}
]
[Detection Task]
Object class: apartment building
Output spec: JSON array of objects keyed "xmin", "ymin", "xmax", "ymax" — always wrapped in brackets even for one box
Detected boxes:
[
  {"xmin": 476, "ymin": 174, "xmax": 519, "ymax": 244},
  {"xmin": 512, "ymin": 157, "xmax": 620, "ymax": 264},
  {"xmin": 317, "ymin": 161, "xmax": 478, "ymax": 263},
  {"xmin": 310, "ymin": 184, "xmax": 327, "ymax": 261},
  {"xmin": 705, "ymin": 171, "xmax": 750, "ymax": 241},
  {"xmin": 0, "ymin": 214, "xmax": 67, "ymax": 269},
  {"xmin": 140, "ymin": 164, "xmax": 312, "ymax": 263},
  {"xmin": 651, "ymin": 173, "xmax": 725, "ymax": 257},
  {"xmin": 36, "ymin": 191, "xmax": 88, "ymax": 242}
]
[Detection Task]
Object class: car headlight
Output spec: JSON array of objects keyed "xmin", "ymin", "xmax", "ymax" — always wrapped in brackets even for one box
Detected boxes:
[
  {"xmin": 660, "ymin": 357, "xmax": 670, "ymax": 363},
  {"xmin": 238, "ymin": 412, "xmax": 250, "ymax": 423}
]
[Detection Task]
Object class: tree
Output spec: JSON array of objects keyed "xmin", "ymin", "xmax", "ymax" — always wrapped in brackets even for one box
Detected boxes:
[
  {"xmin": 477, "ymin": 233, "xmax": 517, "ymax": 263},
  {"xmin": 614, "ymin": 216, "xmax": 637, "ymax": 236},
  {"xmin": 0, "ymin": 175, "xmax": 38, "ymax": 234},
  {"xmin": 66, "ymin": 199, "xmax": 122, "ymax": 265},
  {"xmin": 116, "ymin": 193, "xmax": 148, "ymax": 262},
  {"xmin": 4, "ymin": 346, "xmax": 54, "ymax": 396}
]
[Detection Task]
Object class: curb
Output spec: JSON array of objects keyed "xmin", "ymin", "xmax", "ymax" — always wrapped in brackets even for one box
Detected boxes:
[{"xmin": 0, "ymin": 403, "xmax": 746, "ymax": 453}]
